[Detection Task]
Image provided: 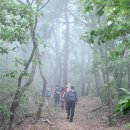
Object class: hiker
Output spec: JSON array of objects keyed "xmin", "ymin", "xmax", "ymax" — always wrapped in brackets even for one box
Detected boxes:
[
  {"xmin": 66, "ymin": 86, "xmax": 78, "ymax": 122},
  {"xmin": 45, "ymin": 88, "xmax": 52, "ymax": 107},
  {"xmin": 62, "ymin": 84, "xmax": 71, "ymax": 111},
  {"xmin": 60, "ymin": 85, "xmax": 66, "ymax": 110},
  {"xmin": 54, "ymin": 85, "xmax": 60, "ymax": 107}
]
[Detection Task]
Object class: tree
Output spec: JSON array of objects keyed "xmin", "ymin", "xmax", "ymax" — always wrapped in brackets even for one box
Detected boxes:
[
  {"xmin": 80, "ymin": 0, "xmax": 130, "ymax": 126},
  {"xmin": 6, "ymin": 0, "xmax": 50, "ymax": 129},
  {"xmin": 63, "ymin": 2, "xmax": 70, "ymax": 85}
]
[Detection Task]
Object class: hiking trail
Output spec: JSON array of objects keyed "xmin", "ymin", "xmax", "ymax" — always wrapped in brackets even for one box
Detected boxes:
[{"xmin": 15, "ymin": 97, "xmax": 127, "ymax": 130}]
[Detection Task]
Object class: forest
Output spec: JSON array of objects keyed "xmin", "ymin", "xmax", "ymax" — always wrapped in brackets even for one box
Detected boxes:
[{"xmin": 0, "ymin": 0, "xmax": 130, "ymax": 130}]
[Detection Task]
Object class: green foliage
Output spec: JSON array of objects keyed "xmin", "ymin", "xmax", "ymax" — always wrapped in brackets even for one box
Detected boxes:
[
  {"xmin": 81, "ymin": 21, "xmax": 130, "ymax": 44},
  {"xmin": 0, "ymin": 75, "xmax": 17, "ymax": 106},
  {"xmin": 115, "ymin": 95, "xmax": 130, "ymax": 114},
  {"xmin": 4, "ymin": 70, "xmax": 18, "ymax": 78},
  {"xmin": 0, "ymin": 106, "xmax": 10, "ymax": 117},
  {"xmin": 115, "ymin": 88, "xmax": 130, "ymax": 114},
  {"xmin": 0, "ymin": 0, "xmax": 35, "ymax": 43},
  {"xmin": 80, "ymin": 0, "xmax": 130, "ymax": 45},
  {"xmin": 100, "ymin": 82, "xmax": 117, "ymax": 103},
  {"xmin": 0, "ymin": 47, "xmax": 8, "ymax": 54},
  {"xmin": 80, "ymin": 0, "xmax": 130, "ymax": 102},
  {"xmin": 126, "ymin": 123, "xmax": 130, "ymax": 128}
]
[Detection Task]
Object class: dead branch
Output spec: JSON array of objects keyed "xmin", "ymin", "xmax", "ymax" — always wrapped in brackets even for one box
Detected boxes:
[
  {"xmin": 90, "ymin": 107, "xmax": 102, "ymax": 113},
  {"xmin": 41, "ymin": 119, "xmax": 55, "ymax": 126}
]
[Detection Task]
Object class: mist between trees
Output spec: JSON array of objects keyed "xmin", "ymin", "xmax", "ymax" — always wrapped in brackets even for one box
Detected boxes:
[{"xmin": 0, "ymin": 0, "xmax": 130, "ymax": 129}]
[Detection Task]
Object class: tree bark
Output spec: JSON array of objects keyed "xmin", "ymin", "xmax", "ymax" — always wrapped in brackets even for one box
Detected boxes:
[
  {"xmin": 81, "ymin": 42, "xmax": 86, "ymax": 96},
  {"xmin": 93, "ymin": 45, "xmax": 102, "ymax": 99},
  {"xmin": 53, "ymin": 25, "xmax": 62, "ymax": 86},
  {"xmin": 35, "ymin": 49, "xmax": 47, "ymax": 121},
  {"xmin": 104, "ymin": 43, "xmax": 113, "ymax": 126},
  {"xmin": 8, "ymin": 0, "xmax": 50, "ymax": 129},
  {"xmin": 63, "ymin": 7, "xmax": 70, "ymax": 85},
  {"xmin": 9, "ymin": 8, "xmax": 38, "ymax": 130},
  {"xmin": 9, "ymin": 61, "xmax": 37, "ymax": 129}
]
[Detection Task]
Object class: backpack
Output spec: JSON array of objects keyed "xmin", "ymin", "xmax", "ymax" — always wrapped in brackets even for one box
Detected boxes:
[
  {"xmin": 67, "ymin": 91, "xmax": 77, "ymax": 102},
  {"xmin": 55, "ymin": 89, "xmax": 60, "ymax": 96},
  {"xmin": 45, "ymin": 90, "xmax": 51, "ymax": 97}
]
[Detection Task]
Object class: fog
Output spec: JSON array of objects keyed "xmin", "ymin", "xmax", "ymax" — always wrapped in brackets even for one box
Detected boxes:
[{"xmin": 1, "ymin": 0, "xmax": 129, "ymax": 129}]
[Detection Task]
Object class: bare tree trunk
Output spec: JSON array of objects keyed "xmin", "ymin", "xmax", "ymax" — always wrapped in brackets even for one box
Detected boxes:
[
  {"xmin": 94, "ymin": 70, "xmax": 102, "ymax": 98},
  {"xmin": 53, "ymin": 25, "xmax": 62, "ymax": 86},
  {"xmin": 104, "ymin": 44, "xmax": 113, "ymax": 126},
  {"xmin": 39, "ymin": 64, "xmax": 47, "ymax": 106},
  {"xmin": 35, "ymin": 64, "xmax": 47, "ymax": 121},
  {"xmin": 81, "ymin": 42, "xmax": 86, "ymax": 96},
  {"xmin": 63, "ymin": 7, "xmax": 70, "ymax": 85},
  {"xmin": 35, "ymin": 49, "xmax": 47, "ymax": 121},
  {"xmin": 99, "ymin": 46, "xmax": 107, "ymax": 85},
  {"xmin": 93, "ymin": 45, "xmax": 102, "ymax": 99}
]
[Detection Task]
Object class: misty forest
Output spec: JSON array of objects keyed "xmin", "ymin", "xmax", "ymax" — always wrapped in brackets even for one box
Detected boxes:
[{"xmin": 1, "ymin": 0, "xmax": 130, "ymax": 130}]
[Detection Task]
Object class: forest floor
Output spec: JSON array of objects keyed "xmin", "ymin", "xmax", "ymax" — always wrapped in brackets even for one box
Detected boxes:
[{"xmin": 15, "ymin": 97, "xmax": 130, "ymax": 130}]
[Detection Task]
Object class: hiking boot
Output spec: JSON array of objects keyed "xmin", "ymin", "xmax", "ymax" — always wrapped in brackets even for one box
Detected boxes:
[{"xmin": 67, "ymin": 116, "xmax": 69, "ymax": 119}]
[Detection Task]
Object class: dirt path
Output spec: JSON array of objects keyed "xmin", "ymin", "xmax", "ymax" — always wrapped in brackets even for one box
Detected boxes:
[
  {"xmin": 16, "ymin": 97, "xmax": 128, "ymax": 130},
  {"xmin": 53, "ymin": 97, "xmax": 103, "ymax": 130}
]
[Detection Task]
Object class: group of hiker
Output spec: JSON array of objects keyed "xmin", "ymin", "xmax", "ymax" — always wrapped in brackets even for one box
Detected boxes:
[{"xmin": 44, "ymin": 84, "xmax": 78, "ymax": 122}]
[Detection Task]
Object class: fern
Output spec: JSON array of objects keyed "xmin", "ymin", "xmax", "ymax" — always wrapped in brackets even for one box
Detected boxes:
[{"xmin": 115, "ymin": 88, "xmax": 130, "ymax": 114}]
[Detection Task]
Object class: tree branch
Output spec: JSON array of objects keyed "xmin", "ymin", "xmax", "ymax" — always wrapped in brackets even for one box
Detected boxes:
[
  {"xmin": 38, "ymin": 0, "xmax": 50, "ymax": 11},
  {"xmin": 26, "ymin": 0, "xmax": 31, "ymax": 4},
  {"xmin": 18, "ymin": 42, "xmax": 37, "ymax": 88},
  {"xmin": 23, "ymin": 62, "xmax": 37, "ymax": 88},
  {"xmin": 17, "ymin": 0, "xmax": 25, "ymax": 4},
  {"xmin": 67, "ymin": 9, "xmax": 89, "ymax": 27}
]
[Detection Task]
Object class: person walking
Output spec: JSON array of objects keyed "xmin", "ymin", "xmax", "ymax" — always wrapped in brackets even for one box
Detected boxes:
[
  {"xmin": 63, "ymin": 84, "xmax": 71, "ymax": 112},
  {"xmin": 66, "ymin": 86, "xmax": 78, "ymax": 122},
  {"xmin": 60, "ymin": 85, "xmax": 66, "ymax": 110},
  {"xmin": 44, "ymin": 88, "xmax": 52, "ymax": 107},
  {"xmin": 54, "ymin": 86, "xmax": 60, "ymax": 107}
]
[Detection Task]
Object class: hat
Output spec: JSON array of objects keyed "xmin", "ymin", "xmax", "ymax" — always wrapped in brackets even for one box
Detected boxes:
[{"xmin": 67, "ymin": 83, "xmax": 71, "ymax": 86}]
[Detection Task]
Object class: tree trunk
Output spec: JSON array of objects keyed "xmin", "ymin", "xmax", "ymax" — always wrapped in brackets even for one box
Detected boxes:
[
  {"xmin": 93, "ymin": 45, "xmax": 102, "ymax": 99},
  {"xmin": 8, "ymin": 0, "xmax": 50, "ymax": 128},
  {"xmin": 99, "ymin": 46, "xmax": 107, "ymax": 84},
  {"xmin": 81, "ymin": 42, "xmax": 86, "ymax": 96},
  {"xmin": 63, "ymin": 7, "xmax": 70, "ymax": 85},
  {"xmin": 35, "ymin": 49, "xmax": 47, "ymax": 121},
  {"xmin": 9, "ymin": 62, "xmax": 37, "ymax": 129},
  {"xmin": 9, "ymin": 12, "xmax": 38, "ymax": 130},
  {"xmin": 104, "ymin": 44, "xmax": 113, "ymax": 126},
  {"xmin": 39, "ymin": 64, "xmax": 47, "ymax": 106},
  {"xmin": 53, "ymin": 25, "xmax": 62, "ymax": 86},
  {"xmin": 35, "ymin": 64, "xmax": 47, "ymax": 121}
]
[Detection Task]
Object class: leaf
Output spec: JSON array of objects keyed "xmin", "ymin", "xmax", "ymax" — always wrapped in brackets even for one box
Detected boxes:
[{"xmin": 96, "ymin": 5, "xmax": 105, "ymax": 16}]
